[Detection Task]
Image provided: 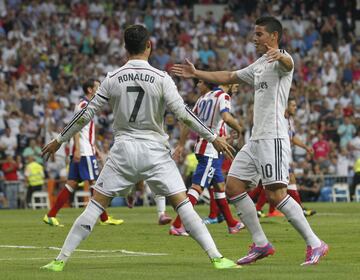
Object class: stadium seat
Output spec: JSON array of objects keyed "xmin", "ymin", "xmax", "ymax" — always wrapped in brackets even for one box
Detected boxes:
[
  {"xmin": 355, "ymin": 185, "xmax": 360, "ymax": 202},
  {"xmin": 31, "ymin": 191, "xmax": 50, "ymax": 209},
  {"xmin": 73, "ymin": 191, "xmax": 91, "ymax": 208},
  {"xmin": 332, "ymin": 183, "xmax": 350, "ymax": 202}
]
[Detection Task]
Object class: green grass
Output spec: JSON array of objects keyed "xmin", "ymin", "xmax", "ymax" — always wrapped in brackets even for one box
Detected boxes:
[{"xmin": 0, "ymin": 203, "xmax": 359, "ymax": 280}]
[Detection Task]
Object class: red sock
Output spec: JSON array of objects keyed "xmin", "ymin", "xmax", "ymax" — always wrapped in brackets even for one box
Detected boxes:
[
  {"xmin": 256, "ymin": 189, "xmax": 267, "ymax": 211},
  {"xmin": 47, "ymin": 187, "xmax": 71, "ymax": 217},
  {"xmin": 100, "ymin": 211, "xmax": 108, "ymax": 222},
  {"xmin": 215, "ymin": 192, "xmax": 238, "ymax": 227},
  {"xmin": 248, "ymin": 184, "xmax": 263, "ymax": 200},
  {"xmin": 269, "ymin": 204, "xmax": 276, "ymax": 213},
  {"xmin": 288, "ymin": 189, "xmax": 302, "ymax": 206},
  {"xmin": 208, "ymin": 188, "xmax": 219, "ymax": 219},
  {"xmin": 172, "ymin": 189, "xmax": 200, "ymax": 228}
]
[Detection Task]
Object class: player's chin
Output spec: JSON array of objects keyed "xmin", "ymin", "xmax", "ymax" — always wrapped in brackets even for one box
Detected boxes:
[{"xmin": 255, "ymin": 45, "xmax": 265, "ymax": 54}]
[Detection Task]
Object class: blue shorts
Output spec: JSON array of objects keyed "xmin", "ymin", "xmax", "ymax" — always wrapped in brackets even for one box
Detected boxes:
[
  {"xmin": 192, "ymin": 155, "xmax": 225, "ymax": 188},
  {"xmin": 68, "ymin": 155, "xmax": 99, "ymax": 181}
]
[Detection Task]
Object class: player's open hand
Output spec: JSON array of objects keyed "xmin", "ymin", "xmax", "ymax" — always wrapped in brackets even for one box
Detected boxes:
[
  {"xmin": 265, "ymin": 43, "xmax": 282, "ymax": 63},
  {"xmin": 212, "ymin": 136, "xmax": 236, "ymax": 160},
  {"xmin": 171, "ymin": 59, "xmax": 196, "ymax": 79},
  {"xmin": 42, "ymin": 139, "xmax": 62, "ymax": 162}
]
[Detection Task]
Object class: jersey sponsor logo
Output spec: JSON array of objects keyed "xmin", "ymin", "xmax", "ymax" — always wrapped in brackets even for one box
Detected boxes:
[
  {"xmin": 118, "ymin": 73, "xmax": 155, "ymax": 83},
  {"xmin": 255, "ymin": 81, "xmax": 268, "ymax": 90},
  {"xmin": 259, "ymin": 81, "xmax": 268, "ymax": 89}
]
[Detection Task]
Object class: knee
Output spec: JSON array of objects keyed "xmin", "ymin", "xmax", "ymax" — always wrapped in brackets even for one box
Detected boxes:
[
  {"xmin": 190, "ymin": 184, "xmax": 202, "ymax": 194},
  {"xmin": 266, "ymin": 188, "xmax": 287, "ymax": 206},
  {"xmin": 225, "ymin": 177, "xmax": 247, "ymax": 198}
]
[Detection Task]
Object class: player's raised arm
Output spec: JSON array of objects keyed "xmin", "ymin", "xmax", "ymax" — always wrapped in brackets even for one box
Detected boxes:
[{"xmin": 171, "ymin": 58, "xmax": 240, "ymax": 85}]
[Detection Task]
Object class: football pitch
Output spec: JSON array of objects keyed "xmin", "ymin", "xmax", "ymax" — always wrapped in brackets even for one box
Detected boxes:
[{"xmin": 0, "ymin": 203, "xmax": 359, "ymax": 280}]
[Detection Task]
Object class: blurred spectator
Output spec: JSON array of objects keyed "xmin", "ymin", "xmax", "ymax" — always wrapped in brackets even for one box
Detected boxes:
[
  {"xmin": 1, "ymin": 152, "xmax": 20, "ymax": 208},
  {"xmin": 298, "ymin": 168, "xmax": 321, "ymax": 202},
  {"xmin": 0, "ymin": 127, "xmax": 17, "ymax": 157},
  {"xmin": 350, "ymin": 157, "xmax": 360, "ymax": 201},
  {"xmin": 337, "ymin": 116, "xmax": 356, "ymax": 148},
  {"xmin": 349, "ymin": 129, "xmax": 360, "ymax": 160},
  {"xmin": 22, "ymin": 138, "xmax": 43, "ymax": 164},
  {"xmin": 24, "ymin": 154, "xmax": 45, "ymax": 207},
  {"xmin": 313, "ymin": 133, "xmax": 330, "ymax": 161},
  {"xmin": 335, "ymin": 148, "xmax": 352, "ymax": 176}
]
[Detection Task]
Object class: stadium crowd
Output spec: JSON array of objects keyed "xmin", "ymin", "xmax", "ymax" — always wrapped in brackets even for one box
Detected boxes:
[{"xmin": 0, "ymin": 0, "xmax": 359, "ymax": 208}]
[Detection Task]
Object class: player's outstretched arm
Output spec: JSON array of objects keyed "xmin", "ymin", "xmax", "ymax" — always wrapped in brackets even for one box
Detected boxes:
[
  {"xmin": 171, "ymin": 59, "xmax": 239, "ymax": 85},
  {"xmin": 43, "ymin": 79, "xmax": 110, "ymax": 161}
]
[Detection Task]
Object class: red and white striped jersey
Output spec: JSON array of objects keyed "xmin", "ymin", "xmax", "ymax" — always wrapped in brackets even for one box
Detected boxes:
[
  {"xmin": 287, "ymin": 115, "xmax": 296, "ymax": 142},
  {"xmin": 69, "ymin": 97, "xmax": 95, "ymax": 156},
  {"xmin": 192, "ymin": 88, "xmax": 231, "ymax": 158}
]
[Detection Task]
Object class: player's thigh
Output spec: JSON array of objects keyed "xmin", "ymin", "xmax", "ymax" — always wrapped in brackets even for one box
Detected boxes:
[
  {"xmin": 192, "ymin": 155, "xmax": 216, "ymax": 188},
  {"xmin": 92, "ymin": 159, "xmax": 134, "ymax": 198},
  {"xmin": 78, "ymin": 156, "xmax": 99, "ymax": 181},
  {"xmin": 145, "ymin": 153, "xmax": 186, "ymax": 197},
  {"xmin": 256, "ymin": 138, "xmax": 290, "ymax": 186},
  {"xmin": 67, "ymin": 159, "xmax": 80, "ymax": 181},
  {"xmin": 228, "ymin": 143, "xmax": 260, "ymax": 189},
  {"xmin": 211, "ymin": 159, "xmax": 226, "ymax": 191}
]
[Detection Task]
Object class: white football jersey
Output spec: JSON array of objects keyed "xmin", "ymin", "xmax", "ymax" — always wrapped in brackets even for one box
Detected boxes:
[
  {"xmin": 69, "ymin": 98, "xmax": 95, "ymax": 156},
  {"xmin": 193, "ymin": 89, "xmax": 230, "ymax": 158},
  {"xmin": 57, "ymin": 59, "xmax": 216, "ymax": 147},
  {"xmin": 235, "ymin": 50, "xmax": 294, "ymax": 140}
]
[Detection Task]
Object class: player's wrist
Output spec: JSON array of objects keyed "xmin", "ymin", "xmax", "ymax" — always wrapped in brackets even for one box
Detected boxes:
[{"xmin": 56, "ymin": 135, "xmax": 65, "ymax": 144}]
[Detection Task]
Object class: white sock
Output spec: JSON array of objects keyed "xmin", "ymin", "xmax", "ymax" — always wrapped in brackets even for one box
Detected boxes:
[
  {"xmin": 155, "ymin": 195, "xmax": 166, "ymax": 217},
  {"xmin": 176, "ymin": 198, "xmax": 222, "ymax": 259},
  {"xmin": 56, "ymin": 200, "xmax": 104, "ymax": 262},
  {"xmin": 229, "ymin": 192, "xmax": 268, "ymax": 247},
  {"xmin": 277, "ymin": 195, "xmax": 321, "ymax": 248}
]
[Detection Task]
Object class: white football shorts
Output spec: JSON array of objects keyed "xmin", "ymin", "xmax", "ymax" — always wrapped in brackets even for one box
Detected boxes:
[
  {"xmin": 228, "ymin": 138, "xmax": 291, "ymax": 187},
  {"xmin": 93, "ymin": 138, "xmax": 186, "ymax": 197}
]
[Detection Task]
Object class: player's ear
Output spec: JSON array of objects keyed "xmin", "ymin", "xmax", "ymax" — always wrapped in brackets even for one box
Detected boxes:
[
  {"xmin": 271, "ymin": 32, "xmax": 278, "ymax": 41},
  {"xmin": 147, "ymin": 40, "xmax": 152, "ymax": 49}
]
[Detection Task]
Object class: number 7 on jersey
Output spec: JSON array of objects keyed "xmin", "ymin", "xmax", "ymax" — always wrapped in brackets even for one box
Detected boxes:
[{"xmin": 127, "ymin": 86, "xmax": 145, "ymax": 122}]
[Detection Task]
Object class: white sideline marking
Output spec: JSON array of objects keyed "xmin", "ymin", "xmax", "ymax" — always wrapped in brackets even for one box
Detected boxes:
[
  {"xmin": 0, "ymin": 255, "xmax": 130, "ymax": 261},
  {"xmin": 0, "ymin": 245, "xmax": 168, "ymax": 256}
]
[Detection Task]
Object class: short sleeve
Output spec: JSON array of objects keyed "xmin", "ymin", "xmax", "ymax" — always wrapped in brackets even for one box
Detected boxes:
[
  {"xmin": 235, "ymin": 63, "xmax": 255, "ymax": 85},
  {"xmin": 218, "ymin": 93, "xmax": 231, "ymax": 114},
  {"xmin": 276, "ymin": 50, "xmax": 294, "ymax": 76}
]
